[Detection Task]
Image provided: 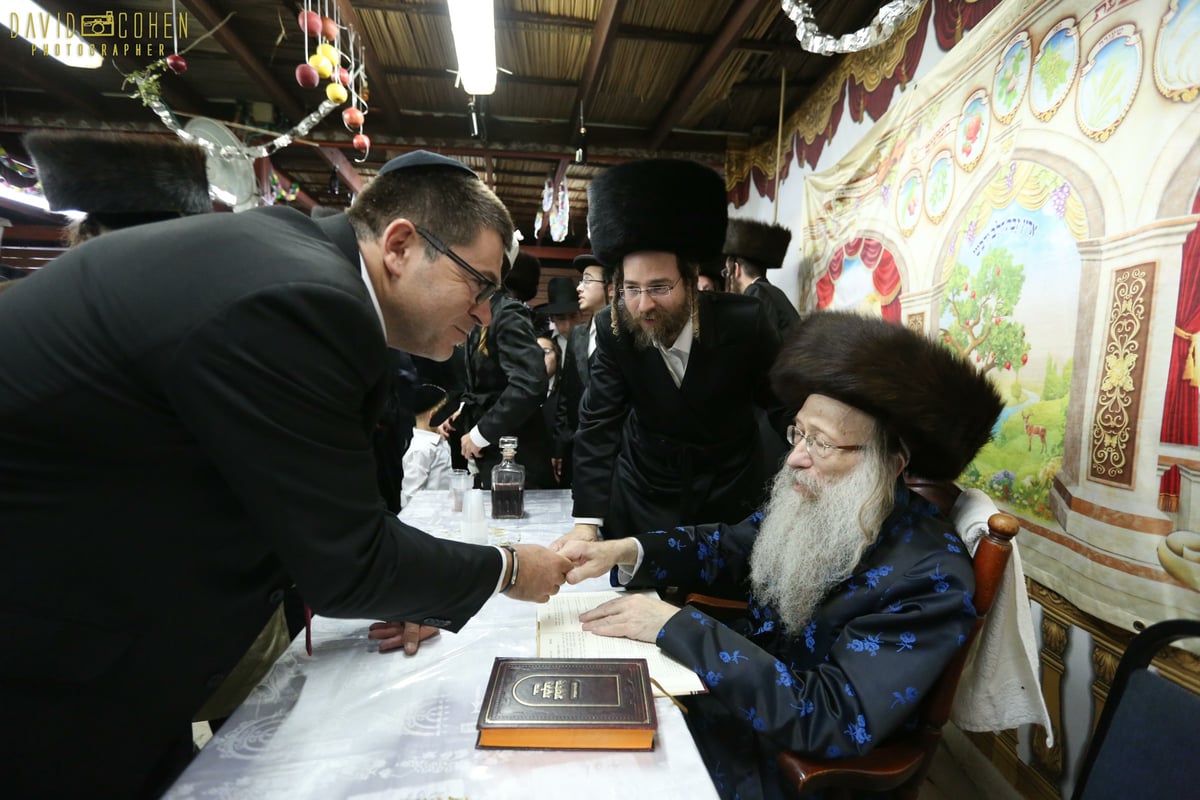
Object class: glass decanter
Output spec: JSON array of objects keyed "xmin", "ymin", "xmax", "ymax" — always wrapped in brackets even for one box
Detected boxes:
[{"xmin": 490, "ymin": 436, "xmax": 525, "ymax": 519}]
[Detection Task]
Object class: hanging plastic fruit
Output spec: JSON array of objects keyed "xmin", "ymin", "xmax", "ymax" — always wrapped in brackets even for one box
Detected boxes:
[
  {"xmin": 308, "ymin": 53, "xmax": 333, "ymax": 79},
  {"xmin": 298, "ymin": 10, "xmax": 322, "ymax": 37},
  {"xmin": 336, "ymin": 67, "xmax": 351, "ymax": 86},
  {"xmin": 326, "ymin": 82, "xmax": 348, "ymax": 104},
  {"xmin": 322, "ymin": 17, "xmax": 339, "ymax": 42},
  {"xmin": 317, "ymin": 43, "xmax": 339, "ymax": 64},
  {"xmin": 295, "ymin": 63, "xmax": 320, "ymax": 88},
  {"xmin": 165, "ymin": 53, "xmax": 187, "ymax": 74},
  {"xmin": 342, "ymin": 107, "xmax": 365, "ymax": 128},
  {"xmin": 352, "ymin": 134, "xmax": 371, "ymax": 157}
]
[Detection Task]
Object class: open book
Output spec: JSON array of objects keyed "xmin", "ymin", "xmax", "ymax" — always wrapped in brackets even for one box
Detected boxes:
[{"xmin": 537, "ymin": 590, "xmax": 707, "ymax": 698}]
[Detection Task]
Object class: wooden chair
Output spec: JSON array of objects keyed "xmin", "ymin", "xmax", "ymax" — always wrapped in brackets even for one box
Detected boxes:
[{"xmin": 686, "ymin": 478, "xmax": 1020, "ymax": 800}]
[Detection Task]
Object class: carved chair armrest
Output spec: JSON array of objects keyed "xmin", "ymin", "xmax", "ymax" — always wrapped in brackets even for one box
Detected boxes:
[
  {"xmin": 776, "ymin": 740, "xmax": 927, "ymax": 796},
  {"xmin": 683, "ymin": 592, "xmax": 749, "ymax": 623}
]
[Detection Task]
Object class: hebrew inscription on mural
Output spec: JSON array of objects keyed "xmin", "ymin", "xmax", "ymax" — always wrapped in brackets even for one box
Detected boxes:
[{"xmin": 1088, "ymin": 263, "xmax": 1154, "ymax": 487}]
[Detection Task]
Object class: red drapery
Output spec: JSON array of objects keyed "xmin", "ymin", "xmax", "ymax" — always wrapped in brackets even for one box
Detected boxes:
[
  {"xmin": 847, "ymin": 1, "xmax": 933, "ymax": 124},
  {"xmin": 932, "ymin": 0, "xmax": 1005, "ymax": 50},
  {"xmin": 728, "ymin": 0, "xmax": 1004, "ymax": 206},
  {"xmin": 1159, "ymin": 464, "xmax": 1180, "ymax": 512},
  {"xmin": 816, "ymin": 238, "xmax": 902, "ymax": 321},
  {"xmin": 1159, "ymin": 190, "xmax": 1200, "ymax": 445}
]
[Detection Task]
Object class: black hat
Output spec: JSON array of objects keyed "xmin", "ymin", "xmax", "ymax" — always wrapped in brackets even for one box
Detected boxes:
[
  {"xmin": 534, "ymin": 276, "xmax": 581, "ymax": 316},
  {"xmin": 377, "ymin": 150, "xmax": 477, "ymax": 179},
  {"xmin": 573, "ymin": 253, "xmax": 611, "ymax": 281},
  {"xmin": 25, "ymin": 131, "xmax": 211, "ymax": 216},
  {"xmin": 771, "ymin": 312, "xmax": 1004, "ymax": 480},
  {"xmin": 504, "ymin": 251, "xmax": 542, "ymax": 302},
  {"xmin": 587, "ymin": 159, "xmax": 726, "ymax": 268},
  {"xmin": 723, "ymin": 219, "xmax": 792, "ymax": 268},
  {"xmin": 697, "ymin": 255, "xmax": 725, "ymax": 288},
  {"xmin": 413, "ymin": 383, "xmax": 449, "ymax": 416}
]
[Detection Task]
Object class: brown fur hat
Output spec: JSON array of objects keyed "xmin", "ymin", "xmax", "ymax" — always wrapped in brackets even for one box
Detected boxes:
[
  {"xmin": 587, "ymin": 159, "xmax": 726, "ymax": 268},
  {"xmin": 25, "ymin": 131, "xmax": 211, "ymax": 215},
  {"xmin": 723, "ymin": 219, "xmax": 792, "ymax": 268},
  {"xmin": 771, "ymin": 311, "xmax": 1004, "ymax": 480},
  {"xmin": 504, "ymin": 251, "xmax": 542, "ymax": 302}
]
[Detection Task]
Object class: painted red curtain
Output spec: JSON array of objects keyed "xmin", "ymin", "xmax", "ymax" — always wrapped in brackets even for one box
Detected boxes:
[
  {"xmin": 932, "ymin": 0, "xmax": 1005, "ymax": 50},
  {"xmin": 848, "ymin": 1, "xmax": 933, "ymax": 123},
  {"xmin": 1159, "ymin": 190, "xmax": 1200, "ymax": 445},
  {"xmin": 816, "ymin": 238, "xmax": 902, "ymax": 321},
  {"xmin": 1159, "ymin": 464, "xmax": 1180, "ymax": 513}
]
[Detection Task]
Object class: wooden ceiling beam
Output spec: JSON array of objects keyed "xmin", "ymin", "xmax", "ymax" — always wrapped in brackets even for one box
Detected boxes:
[
  {"xmin": 649, "ymin": 0, "xmax": 761, "ymax": 150},
  {"xmin": 180, "ymin": 1, "xmax": 365, "ymax": 198},
  {"xmin": 383, "ymin": 67, "xmax": 575, "ymax": 90},
  {"xmin": 0, "ymin": 34, "xmax": 106, "ymax": 118},
  {"xmin": 572, "ymin": 0, "xmax": 623, "ymax": 131},
  {"xmin": 336, "ymin": 0, "xmax": 408, "ymax": 123},
  {"xmin": 317, "ymin": 146, "xmax": 365, "ymax": 194},
  {"xmin": 352, "ymin": 2, "xmax": 804, "ymax": 54}
]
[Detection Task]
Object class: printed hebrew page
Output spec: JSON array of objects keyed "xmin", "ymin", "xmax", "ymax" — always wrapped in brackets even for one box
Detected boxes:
[{"xmin": 537, "ymin": 590, "xmax": 707, "ymax": 697}]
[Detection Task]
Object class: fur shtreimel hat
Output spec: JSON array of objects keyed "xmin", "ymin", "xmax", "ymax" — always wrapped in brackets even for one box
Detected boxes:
[
  {"xmin": 723, "ymin": 219, "xmax": 792, "ymax": 269},
  {"xmin": 771, "ymin": 311, "xmax": 1004, "ymax": 480},
  {"xmin": 504, "ymin": 251, "xmax": 542, "ymax": 302},
  {"xmin": 25, "ymin": 131, "xmax": 211, "ymax": 215},
  {"xmin": 587, "ymin": 159, "xmax": 726, "ymax": 268}
]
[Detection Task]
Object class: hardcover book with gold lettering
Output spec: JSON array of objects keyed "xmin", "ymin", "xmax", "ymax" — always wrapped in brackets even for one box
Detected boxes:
[{"xmin": 476, "ymin": 657, "xmax": 657, "ymax": 750}]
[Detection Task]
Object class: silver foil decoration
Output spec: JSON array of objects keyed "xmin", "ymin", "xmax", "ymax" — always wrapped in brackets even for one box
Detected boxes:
[
  {"xmin": 147, "ymin": 96, "xmax": 339, "ymax": 161},
  {"xmin": 781, "ymin": 0, "xmax": 923, "ymax": 54}
]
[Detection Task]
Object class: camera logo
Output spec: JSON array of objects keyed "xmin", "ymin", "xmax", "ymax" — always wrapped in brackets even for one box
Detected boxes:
[{"xmin": 79, "ymin": 11, "xmax": 114, "ymax": 38}]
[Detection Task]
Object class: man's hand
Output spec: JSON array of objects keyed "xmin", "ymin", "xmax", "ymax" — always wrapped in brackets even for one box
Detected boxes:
[
  {"xmin": 558, "ymin": 539, "xmax": 638, "ymax": 584},
  {"xmin": 437, "ymin": 409, "xmax": 460, "ymax": 440},
  {"xmin": 367, "ymin": 621, "xmax": 442, "ymax": 655},
  {"xmin": 461, "ymin": 435, "xmax": 484, "ymax": 461},
  {"xmin": 551, "ymin": 458, "xmax": 563, "ymax": 483},
  {"xmin": 505, "ymin": 544, "xmax": 572, "ymax": 603},
  {"xmin": 578, "ymin": 594, "xmax": 679, "ymax": 643},
  {"xmin": 549, "ymin": 522, "xmax": 598, "ymax": 552}
]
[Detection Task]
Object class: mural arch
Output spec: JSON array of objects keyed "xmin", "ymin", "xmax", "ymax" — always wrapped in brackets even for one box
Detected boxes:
[
  {"xmin": 933, "ymin": 156, "xmax": 1095, "ymax": 519},
  {"xmin": 1153, "ymin": 108, "xmax": 1200, "ymax": 221},
  {"xmin": 814, "ymin": 229, "xmax": 911, "ymax": 322}
]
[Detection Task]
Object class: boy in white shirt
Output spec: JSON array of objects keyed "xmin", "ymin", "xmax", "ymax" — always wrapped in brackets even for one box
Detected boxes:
[{"xmin": 400, "ymin": 384, "xmax": 454, "ymax": 508}]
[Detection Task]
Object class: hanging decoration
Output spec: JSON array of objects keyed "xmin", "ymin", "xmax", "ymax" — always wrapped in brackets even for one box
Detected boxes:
[
  {"xmin": 780, "ymin": 0, "xmax": 923, "ymax": 54},
  {"xmin": 122, "ymin": 0, "xmax": 368, "ymax": 164},
  {"xmin": 549, "ymin": 179, "xmax": 569, "ymax": 243}
]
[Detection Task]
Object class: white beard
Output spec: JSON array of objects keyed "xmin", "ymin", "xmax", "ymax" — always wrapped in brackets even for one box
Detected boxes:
[{"xmin": 749, "ymin": 454, "xmax": 894, "ymax": 632}]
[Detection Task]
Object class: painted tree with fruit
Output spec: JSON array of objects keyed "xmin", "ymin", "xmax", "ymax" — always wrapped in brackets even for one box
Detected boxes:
[{"xmin": 940, "ymin": 247, "xmax": 1031, "ymax": 376}]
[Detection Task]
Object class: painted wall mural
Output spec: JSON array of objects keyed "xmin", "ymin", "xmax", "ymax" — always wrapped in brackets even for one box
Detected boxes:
[{"xmin": 796, "ymin": 0, "xmax": 1200, "ymax": 629}]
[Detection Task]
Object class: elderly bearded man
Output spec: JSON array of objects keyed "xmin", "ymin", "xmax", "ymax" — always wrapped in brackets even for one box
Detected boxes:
[{"xmin": 560, "ymin": 311, "xmax": 1004, "ymax": 800}]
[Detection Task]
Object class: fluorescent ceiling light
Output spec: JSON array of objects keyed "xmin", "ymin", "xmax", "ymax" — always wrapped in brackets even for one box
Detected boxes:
[
  {"xmin": 448, "ymin": 0, "xmax": 496, "ymax": 95},
  {"xmin": 3, "ymin": 0, "xmax": 104, "ymax": 69}
]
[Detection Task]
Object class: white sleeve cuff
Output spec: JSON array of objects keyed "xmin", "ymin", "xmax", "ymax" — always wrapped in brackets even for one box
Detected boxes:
[
  {"xmin": 469, "ymin": 427, "xmax": 490, "ymax": 449},
  {"xmin": 615, "ymin": 539, "xmax": 645, "ymax": 586}
]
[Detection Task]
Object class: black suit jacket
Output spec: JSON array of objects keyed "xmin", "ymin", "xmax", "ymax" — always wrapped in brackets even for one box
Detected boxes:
[
  {"xmin": 572, "ymin": 292, "xmax": 786, "ymax": 538},
  {"xmin": 462, "ymin": 293, "xmax": 552, "ymax": 488},
  {"xmin": 553, "ymin": 321, "xmax": 592, "ymax": 454},
  {"xmin": 744, "ymin": 276, "xmax": 801, "ymax": 338},
  {"xmin": 0, "ymin": 208, "xmax": 501, "ymax": 797}
]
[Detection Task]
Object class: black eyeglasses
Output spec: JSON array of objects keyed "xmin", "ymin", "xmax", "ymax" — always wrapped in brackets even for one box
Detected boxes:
[
  {"xmin": 415, "ymin": 225, "xmax": 501, "ymax": 304},
  {"xmin": 619, "ymin": 276, "xmax": 681, "ymax": 302}
]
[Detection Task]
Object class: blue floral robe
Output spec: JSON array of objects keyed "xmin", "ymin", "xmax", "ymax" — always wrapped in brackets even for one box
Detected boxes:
[{"xmin": 623, "ymin": 485, "xmax": 976, "ymax": 800}]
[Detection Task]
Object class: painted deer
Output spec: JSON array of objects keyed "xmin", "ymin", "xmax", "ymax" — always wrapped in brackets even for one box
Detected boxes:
[{"xmin": 1022, "ymin": 411, "xmax": 1047, "ymax": 454}]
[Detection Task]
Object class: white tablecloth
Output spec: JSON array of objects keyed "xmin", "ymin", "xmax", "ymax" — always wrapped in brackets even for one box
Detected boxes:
[{"xmin": 166, "ymin": 490, "xmax": 719, "ymax": 799}]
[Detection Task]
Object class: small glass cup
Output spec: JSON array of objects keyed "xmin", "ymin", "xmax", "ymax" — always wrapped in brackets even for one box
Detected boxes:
[{"xmin": 448, "ymin": 469, "xmax": 471, "ymax": 513}]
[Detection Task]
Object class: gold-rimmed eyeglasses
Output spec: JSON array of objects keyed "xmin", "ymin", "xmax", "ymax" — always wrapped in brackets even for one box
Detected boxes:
[
  {"xmin": 618, "ymin": 276, "xmax": 681, "ymax": 302},
  {"xmin": 786, "ymin": 424, "xmax": 866, "ymax": 460},
  {"xmin": 415, "ymin": 225, "xmax": 501, "ymax": 304}
]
